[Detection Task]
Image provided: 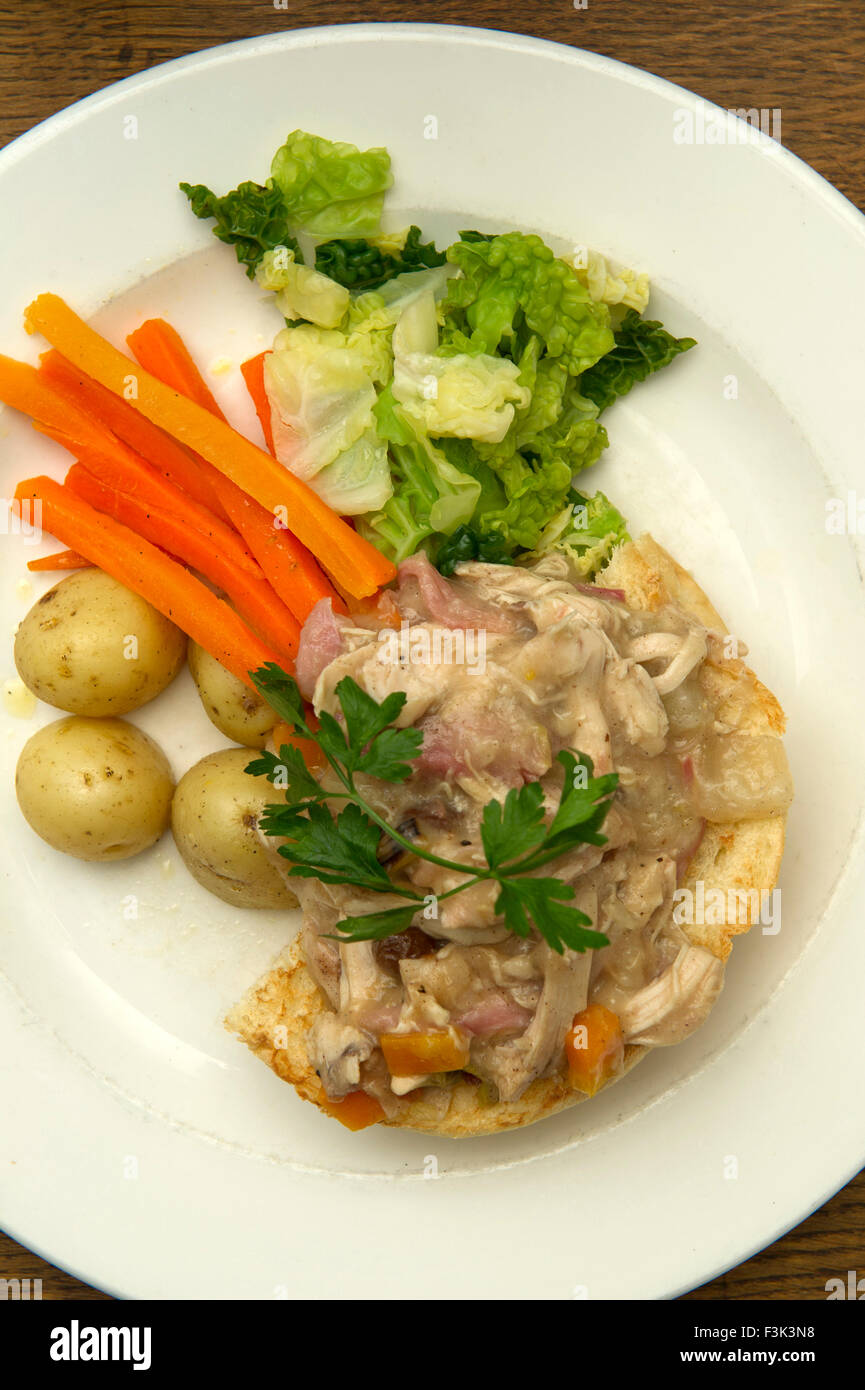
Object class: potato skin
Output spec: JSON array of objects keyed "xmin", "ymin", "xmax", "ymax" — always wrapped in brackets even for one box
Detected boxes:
[
  {"xmin": 14, "ymin": 570, "xmax": 187, "ymax": 716},
  {"xmin": 16, "ymin": 716, "xmax": 174, "ymax": 861},
  {"xmin": 171, "ymin": 749, "xmax": 297, "ymax": 910},
  {"xmin": 188, "ymin": 641, "xmax": 278, "ymax": 748}
]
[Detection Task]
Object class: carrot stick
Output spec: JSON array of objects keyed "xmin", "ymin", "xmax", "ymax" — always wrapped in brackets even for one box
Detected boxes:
[
  {"xmin": 240, "ymin": 352, "xmax": 275, "ymax": 454},
  {"xmin": 0, "ymin": 350, "xmax": 258, "ymax": 582},
  {"xmin": 205, "ymin": 479, "xmax": 344, "ymax": 622},
  {"xmin": 65, "ymin": 464, "xmax": 300, "ymax": 666},
  {"xmin": 127, "ymin": 319, "xmax": 227, "ymax": 418},
  {"xmin": 40, "ymin": 345, "xmax": 315, "ymax": 643},
  {"xmin": 127, "ymin": 320, "xmax": 343, "ymax": 620},
  {"xmin": 14, "ymin": 476, "xmax": 283, "ymax": 688},
  {"xmin": 27, "ymin": 548, "xmax": 93, "ymax": 572},
  {"xmin": 0, "ymin": 353, "xmax": 117, "ymax": 454},
  {"xmin": 24, "ymin": 296, "xmax": 395, "ymax": 597},
  {"xmin": 39, "ymin": 348, "xmax": 231, "ymax": 521},
  {"xmin": 33, "ymin": 422, "xmax": 262, "ymax": 582}
]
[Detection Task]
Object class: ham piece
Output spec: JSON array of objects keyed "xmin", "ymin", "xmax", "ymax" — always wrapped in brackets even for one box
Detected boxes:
[
  {"xmin": 397, "ymin": 552, "xmax": 515, "ymax": 633},
  {"xmin": 295, "ymin": 599, "xmax": 355, "ymax": 699}
]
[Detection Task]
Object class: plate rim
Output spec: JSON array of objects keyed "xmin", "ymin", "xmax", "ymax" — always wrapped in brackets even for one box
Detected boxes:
[
  {"xmin": 3, "ymin": 20, "xmax": 864, "ymax": 242},
  {"xmin": 2, "ymin": 21, "xmax": 863, "ymax": 1301}
]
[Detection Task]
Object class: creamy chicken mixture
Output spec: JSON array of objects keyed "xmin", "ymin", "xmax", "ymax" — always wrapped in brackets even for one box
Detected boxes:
[{"xmin": 279, "ymin": 551, "xmax": 792, "ymax": 1117}]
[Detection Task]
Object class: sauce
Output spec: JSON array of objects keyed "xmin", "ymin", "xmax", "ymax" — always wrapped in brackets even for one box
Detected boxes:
[{"xmin": 292, "ymin": 555, "xmax": 791, "ymax": 1107}]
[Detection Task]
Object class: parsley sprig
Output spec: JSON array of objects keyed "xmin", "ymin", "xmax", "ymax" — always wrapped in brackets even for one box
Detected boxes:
[{"xmin": 246, "ymin": 664, "xmax": 618, "ymax": 955}]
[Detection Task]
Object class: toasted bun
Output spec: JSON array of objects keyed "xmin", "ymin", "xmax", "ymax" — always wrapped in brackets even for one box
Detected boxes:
[{"xmin": 226, "ymin": 537, "xmax": 788, "ymax": 1136}]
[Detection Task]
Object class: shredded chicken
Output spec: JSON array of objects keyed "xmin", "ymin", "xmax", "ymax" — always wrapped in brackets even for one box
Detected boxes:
[
  {"xmin": 630, "ymin": 627, "xmax": 708, "ymax": 695},
  {"xmin": 616, "ymin": 941, "xmax": 724, "ymax": 1045},
  {"xmin": 471, "ymin": 945, "xmax": 592, "ymax": 1101},
  {"xmin": 271, "ymin": 554, "xmax": 792, "ymax": 1112}
]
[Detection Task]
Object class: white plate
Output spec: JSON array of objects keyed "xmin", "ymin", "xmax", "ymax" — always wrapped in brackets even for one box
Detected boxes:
[{"xmin": 1, "ymin": 24, "xmax": 864, "ymax": 1301}]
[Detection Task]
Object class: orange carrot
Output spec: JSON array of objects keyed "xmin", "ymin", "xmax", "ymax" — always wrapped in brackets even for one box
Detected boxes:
[
  {"xmin": 0, "ymin": 353, "xmax": 117, "ymax": 454},
  {"xmin": 127, "ymin": 320, "xmax": 343, "ymax": 621},
  {"xmin": 34, "ymin": 423, "xmax": 262, "ymax": 582},
  {"xmin": 0, "ymin": 350, "xmax": 260, "ymax": 582},
  {"xmin": 565, "ymin": 1004, "xmax": 624, "ymax": 1096},
  {"xmin": 127, "ymin": 319, "xmax": 227, "ymax": 417},
  {"xmin": 27, "ymin": 548, "xmax": 93, "ymax": 572},
  {"xmin": 213, "ymin": 482, "xmax": 344, "ymax": 621},
  {"xmin": 24, "ymin": 295, "xmax": 395, "ymax": 597},
  {"xmin": 318, "ymin": 1091, "xmax": 385, "ymax": 1130},
  {"xmin": 37, "ymin": 351, "xmax": 329, "ymax": 646},
  {"xmin": 65, "ymin": 464, "xmax": 300, "ymax": 667},
  {"xmin": 240, "ymin": 352, "xmax": 275, "ymax": 454},
  {"xmin": 269, "ymin": 720, "xmax": 327, "ymax": 773},
  {"xmin": 345, "ymin": 589, "xmax": 402, "ymax": 630},
  {"xmin": 39, "ymin": 349, "xmax": 231, "ymax": 521},
  {"xmin": 380, "ymin": 1029, "xmax": 470, "ymax": 1077},
  {"xmin": 14, "ymin": 475, "xmax": 282, "ymax": 688}
]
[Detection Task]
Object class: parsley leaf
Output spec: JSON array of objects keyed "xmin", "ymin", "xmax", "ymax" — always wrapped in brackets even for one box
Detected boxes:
[
  {"xmin": 274, "ymin": 802, "xmax": 406, "ymax": 895},
  {"xmin": 336, "ymin": 678, "xmax": 407, "ymax": 750},
  {"xmin": 326, "ymin": 903, "xmax": 422, "ymax": 942},
  {"xmin": 355, "ymin": 725, "xmax": 424, "ymax": 782},
  {"xmin": 245, "ymin": 745, "xmax": 326, "ymax": 804},
  {"xmin": 250, "ymin": 663, "xmax": 310, "ymax": 735},
  {"xmin": 246, "ymin": 663, "xmax": 618, "ymax": 953},
  {"xmin": 480, "ymin": 781, "xmax": 547, "ymax": 868},
  {"xmin": 546, "ymin": 750, "xmax": 619, "ymax": 846},
  {"xmin": 332, "ymin": 678, "xmax": 422, "ymax": 780},
  {"xmin": 313, "ymin": 708, "xmax": 352, "ymax": 767},
  {"xmin": 496, "ymin": 879, "xmax": 609, "ymax": 954}
]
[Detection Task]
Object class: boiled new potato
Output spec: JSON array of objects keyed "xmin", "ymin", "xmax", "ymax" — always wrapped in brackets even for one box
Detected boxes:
[
  {"xmin": 171, "ymin": 748, "xmax": 297, "ymax": 910},
  {"xmin": 14, "ymin": 570, "xmax": 187, "ymax": 716},
  {"xmin": 16, "ymin": 716, "xmax": 174, "ymax": 861},
  {"xmin": 188, "ymin": 641, "xmax": 278, "ymax": 748}
]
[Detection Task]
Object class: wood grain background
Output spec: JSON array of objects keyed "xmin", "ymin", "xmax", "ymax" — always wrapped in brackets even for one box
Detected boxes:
[{"xmin": 1, "ymin": 0, "xmax": 863, "ymax": 1302}]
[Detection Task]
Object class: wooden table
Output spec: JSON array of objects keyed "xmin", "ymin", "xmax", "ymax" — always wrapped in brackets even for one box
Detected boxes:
[{"xmin": 1, "ymin": 0, "xmax": 862, "ymax": 1301}]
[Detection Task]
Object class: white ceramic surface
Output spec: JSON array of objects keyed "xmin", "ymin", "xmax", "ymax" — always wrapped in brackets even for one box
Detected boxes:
[{"xmin": 1, "ymin": 24, "xmax": 864, "ymax": 1300}]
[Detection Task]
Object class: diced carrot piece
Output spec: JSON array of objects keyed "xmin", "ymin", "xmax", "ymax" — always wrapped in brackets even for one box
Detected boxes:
[
  {"xmin": 380, "ymin": 1029, "xmax": 470, "ymax": 1077},
  {"xmin": 319, "ymin": 1090, "xmax": 385, "ymax": 1130},
  {"xmin": 345, "ymin": 589, "xmax": 402, "ymax": 630},
  {"xmin": 565, "ymin": 1004, "xmax": 624, "ymax": 1096},
  {"xmin": 269, "ymin": 721, "xmax": 328, "ymax": 773}
]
